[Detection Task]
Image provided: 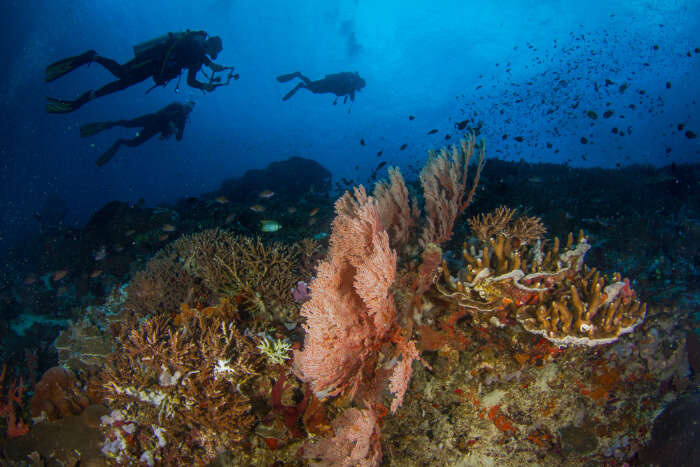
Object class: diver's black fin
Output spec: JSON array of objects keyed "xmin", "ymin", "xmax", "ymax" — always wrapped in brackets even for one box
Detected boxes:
[
  {"xmin": 282, "ymin": 83, "xmax": 304, "ymax": 101},
  {"xmin": 96, "ymin": 144, "xmax": 120, "ymax": 167},
  {"xmin": 80, "ymin": 122, "xmax": 110, "ymax": 137},
  {"xmin": 46, "ymin": 90, "xmax": 94, "ymax": 114},
  {"xmin": 276, "ymin": 72, "xmax": 302, "ymax": 83},
  {"xmin": 45, "ymin": 50, "xmax": 97, "ymax": 82}
]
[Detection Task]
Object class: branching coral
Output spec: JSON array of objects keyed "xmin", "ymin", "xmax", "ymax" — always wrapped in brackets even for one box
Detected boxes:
[
  {"xmin": 468, "ymin": 206, "xmax": 545, "ymax": 245},
  {"xmin": 437, "ymin": 209, "xmax": 646, "ymax": 346},
  {"xmin": 171, "ymin": 229, "xmax": 301, "ymax": 324},
  {"xmin": 125, "ymin": 254, "xmax": 203, "ymax": 317},
  {"xmin": 100, "ymin": 308, "xmax": 264, "ymax": 464}
]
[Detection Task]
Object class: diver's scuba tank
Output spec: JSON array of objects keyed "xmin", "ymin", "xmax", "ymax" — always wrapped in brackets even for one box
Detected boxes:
[{"xmin": 133, "ymin": 33, "xmax": 175, "ymax": 59}]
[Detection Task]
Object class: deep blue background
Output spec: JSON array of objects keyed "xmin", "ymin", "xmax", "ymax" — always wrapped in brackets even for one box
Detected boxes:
[{"xmin": 1, "ymin": 0, "xmax": 698, "ymax": 250}]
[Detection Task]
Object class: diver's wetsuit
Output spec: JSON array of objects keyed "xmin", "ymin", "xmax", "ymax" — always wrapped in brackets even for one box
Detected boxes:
[
  {"xmin": 80, "ymin": 102, "xmax": 193, "ymax": 166},
  {"xmin": 46, "ymin": 31, "xmax": 232, "ymax": 113},
  {"xmin": 276, "ymin": 71, "xmax": 366, "ymax": 104}
]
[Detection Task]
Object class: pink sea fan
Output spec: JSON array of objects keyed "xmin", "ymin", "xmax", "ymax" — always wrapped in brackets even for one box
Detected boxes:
[
  {"xmin": 294, "ymin": 187, "xmax": 397, "ymax": 400},
  {"xmin": 304, "ymin": 407, "xmax": 382, "ymax": 467}
]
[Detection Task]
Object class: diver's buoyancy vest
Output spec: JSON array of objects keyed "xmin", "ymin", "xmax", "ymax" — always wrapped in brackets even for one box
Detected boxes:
[{"xmin": 133, "ymin": 31, "xmax": 207, "ymax": 84}]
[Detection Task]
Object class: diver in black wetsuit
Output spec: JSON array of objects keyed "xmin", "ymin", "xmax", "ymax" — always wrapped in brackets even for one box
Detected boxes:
[
  {"xmin": 276, "ymin": 71, "xmax": 366, "ymax": 104},
  {"xmin": 80, "ymin": 101, "xmax": 194, "ymax": 166},
  {"xmin": 46, "ymin": 30, "xmax": 238, "ymax": 113}
]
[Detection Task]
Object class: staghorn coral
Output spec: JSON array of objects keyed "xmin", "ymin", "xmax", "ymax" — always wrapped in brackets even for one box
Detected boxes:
[
  {"xmin": 437, "ymin": 211, "xmax": 646, "ymax": 346},
  {"xmin": 468, "ymin": 205, "xmax": 546, "ymax": 245},
  {"xmin": 100, "ymin": 309, "xmax": 264, "ymax": 464},
  {"xmin": 172, "ymin": 229, "xmax": 301, "ymax": 324},
  {"xmin": 125, "ymin": 253, "xmax": 203, "ymax": 318}
]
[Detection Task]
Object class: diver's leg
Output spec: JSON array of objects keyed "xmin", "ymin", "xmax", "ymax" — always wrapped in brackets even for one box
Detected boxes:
[
  {"xmin": 92, "ymin": 56, "xmax": 129, "ymax": 78},
  {"xmin": 117, "ymin": 128, "xmax": 158, "ymax": 147},
  {"xmin": 45, "ymin": 50, "xmax": 97, "ymax": 82},
  {"xmin": 117, "ymin": 116, "xmax": 154, "ymax": 128},
  {"xmin": 80, "ymin": 120, "xmax": 117, "ymax": 137},
  {"xmin": 95, "ymin": 129, "xmax": 156, "ymax": 166},
  {"xmin": 93, "ymin": 67, "xmax": 152, "ymax": 99}
]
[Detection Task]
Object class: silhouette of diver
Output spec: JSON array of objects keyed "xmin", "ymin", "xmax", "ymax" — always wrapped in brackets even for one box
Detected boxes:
[
  {"xmin": 80, "ymin": 101, "xmax": 194, "ymax": 167},
  {"xmin": 276, "ymin": 71, "xmax": 366, "ymax": 104},
  {"xmin": 46, "ymin": 30, "xmax": 238, "ymax": 113}
]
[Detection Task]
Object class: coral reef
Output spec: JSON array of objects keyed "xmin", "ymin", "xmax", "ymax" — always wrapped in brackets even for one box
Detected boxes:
[
  {"xmin": 30, "ymin": 367, "xmax": 95, "ymax": 421},
  {"xmin": 0, "ymin": 365, "xmax": 29, "ymax": 439},
  {"xmin": 437, "ymin": 209, "xmax": 646, "ymax": 346},
  {"xmin": 100, "ymin": 305, "xmax": 265, "ymax": 464},
  {"xmin": 171, "ymin": 229, "xmax": 302, "ymax": 324}
]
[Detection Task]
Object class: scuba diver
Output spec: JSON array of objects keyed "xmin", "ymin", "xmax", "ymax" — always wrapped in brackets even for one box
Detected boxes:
[
  {"xmin": 80, "ymin": 101, "xmax": 194, "ymax": 167},
  {"xmin": 46, "ymin": 30, "xmax": 238, "ymax": 113},
  {"xmin": 276, "ymin": 71, "xmax": 366, "ymax": 104}
]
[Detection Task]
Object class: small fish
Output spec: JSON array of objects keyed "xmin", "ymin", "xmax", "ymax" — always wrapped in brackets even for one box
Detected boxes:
[
  {"xmin": 52, "ymin": 270, "xmax": 69, "ymax": 281},
  {"xmin": 162, "ymin": 224, "xmax": 177, "ymax": 232},
  {"xmin": 125, "ymin": 229, "xmax": 136, "ymax": 237},
  {"xmin": 400, "ymin": 143, "xmax": 407, "ymax": 150},
  {"xmin": 409, "ymin": 115, "xmax": 415, "ymax": 120},
  {"xmin": 287, "ymin": 206, "xmax": 297, "ymax": 214},
  {"xmin": 427, "ymin": 129, "xmax": 438, "ymax": 135},
  {"xmin": 260, "ymin": 220, "xmax": 282, "ymax": 232},
  {"xmin": 113, "ymin": 244, "xmax": 124, "ymax": 253},
  {"xmin": 258, "ymin": 190, "xmax": 275, "ymax": 199},
  {"xmin": 250, "ymin": 204, "xmax": 266, "ymax": 213},
  {"xmin": 158, "ymin": 233, "xmax": 169, "ymax": 242},
  {"xmin": 90, "ymin": 269, "xmax": 103, "ymax": 279},
  {"xmin": 308, "ymin": 217, "xmax": 317, "ymax": 226},
  {"xmin": 225, "ymin": 213, "xmax": 236, "ymax": 224},
  {"xmin": 360, "ymin": 139, "xmax": 366, "ymax": 146},
  {"xmin": 376, "ymin": 161, "xmax": 387, "ymax": 171},
  {"xmin": 93, "ymin": 245, "xmax": 107, "ymax": 261},
  {"xmin": 377, "ymin": 150, "xmax": 383, "ymax": 157},
  {"xmin": 215, "ymin": 196, "xmax": 230, "ymax": 204},
  {"xmin": 309, "ymin": 207, "xmax": 320, "ymax": 217}
]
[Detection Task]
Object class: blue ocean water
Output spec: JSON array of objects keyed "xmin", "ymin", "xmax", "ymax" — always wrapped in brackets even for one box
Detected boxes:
[
  {"xmin": 1, "ymin": 0, "xmax": 698, "ymax": 249},
  {"xmin": 0, "ymin": 2, "xmax": 699, "ymax": 464}
]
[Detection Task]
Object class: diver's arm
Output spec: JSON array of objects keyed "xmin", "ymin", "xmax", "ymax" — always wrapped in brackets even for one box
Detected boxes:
[
  {"xmin": 203, "ymin": 56, "xmax": 229, "ymax": 73},
  {"xmin": 187, "ymin": 67, "xmax": 210, "ymax": 91}
]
